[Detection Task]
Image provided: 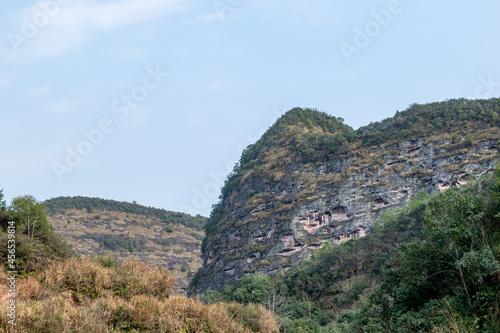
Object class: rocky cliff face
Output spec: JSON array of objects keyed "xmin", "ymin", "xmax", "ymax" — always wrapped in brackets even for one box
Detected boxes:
[{"xmin": 191, "ymin": 99, "xmax": 500, "ymax": 294}]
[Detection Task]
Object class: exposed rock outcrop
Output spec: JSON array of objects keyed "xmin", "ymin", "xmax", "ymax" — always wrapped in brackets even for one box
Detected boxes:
[
  {"xmin": 191, "ymin": 101, "xmax": 500, "ymax": 294},
  {"xmin": 194, "ymin": 137, "xmax": 498, "ymax": 293}
]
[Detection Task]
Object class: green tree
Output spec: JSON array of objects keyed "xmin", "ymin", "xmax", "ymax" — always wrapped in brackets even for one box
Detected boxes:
[
  {"xmin": 477, "ymin": 102, "xmax": 486, "ymax": 116},
  {"xmin": 0, "ymin": 188, "xmax": 9, "ymax": 228},
  {"xmin": 464, "ymin": 133, "xmax": 475, "ymax": 146},
  {"xmin": 491, "ymin": 111, "xmax": 500, "ymax": 121},
  {"xmin": 0, "ymin": 188, "xmax": 6, "ymax": 211},
  {"xmin": 1, "ymin": 194, "xmax": 71, "ymax": 274},
  {"xmin": 220, "ymin": 274, "xmax": 272, "ymax": 305},
  {"xmin": 10, "ymin": 195, "xmax": 51, "ymax": 242}
]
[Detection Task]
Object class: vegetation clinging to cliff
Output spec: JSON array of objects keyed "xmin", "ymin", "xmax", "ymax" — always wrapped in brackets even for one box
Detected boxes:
[
  {"xmin": 200, "ymin": 98, "xmax": 500, "ymax": 258},
  {"xmin": 205, "ymin": 164, "xmax": 500, "ymax": 332}
]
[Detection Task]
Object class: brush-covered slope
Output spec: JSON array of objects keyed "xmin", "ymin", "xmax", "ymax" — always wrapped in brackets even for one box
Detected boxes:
[
  {"xmin": 191, "ymin": 98, "xmax": 500, "ymax": 294},
  {"xmin": 1, "ymin": 193, "xmax": 278, "ymax": 332},
  {"xmin": 45, "ymin": 196, "xmax": 206, "ymax": 291},
  {"xmin": 0, "ymin": 256, "xmax": 279, "ymax": 333}
]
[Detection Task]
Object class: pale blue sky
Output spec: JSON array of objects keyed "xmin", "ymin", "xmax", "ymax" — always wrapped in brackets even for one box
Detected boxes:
[{"xmin": 1, "ymin": 0, "xmax": 499, "ymax": 216}]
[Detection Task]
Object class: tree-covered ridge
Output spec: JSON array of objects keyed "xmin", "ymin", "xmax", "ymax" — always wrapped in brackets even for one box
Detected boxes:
[
  {"xmin": 201, "ymin": 165, "xmax": 500, "ymax": 332},
  {"xmin": 239, "ymin": 108, "xmax": 356, "ymax": 168},
  {"xmin": 237, "ymin": 98, "xmax": 500, "ymax": 177},
  {"xmin": 358, "ymin": 98, "xmax": 500, "ymax": 147},
  {"xmin": 45, "ymin": 196, "xmax": 206, "ymax": 231}
]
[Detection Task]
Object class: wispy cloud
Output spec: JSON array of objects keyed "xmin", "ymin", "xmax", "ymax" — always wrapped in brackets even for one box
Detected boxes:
[{"xmin": 3, "ymin": 0, "xmax": 183, "ymax": 61}]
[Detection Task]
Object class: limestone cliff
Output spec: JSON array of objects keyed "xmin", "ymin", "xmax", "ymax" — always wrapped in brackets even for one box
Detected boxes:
[{"xmin": 190, "ymin": 98, "xmax": 500, "ymax": 294}]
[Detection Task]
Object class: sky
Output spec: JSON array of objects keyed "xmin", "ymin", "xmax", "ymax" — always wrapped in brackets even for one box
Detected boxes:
[{"xmin": 1, "ymin": 0, "xmax": 500, "ymax": 217}]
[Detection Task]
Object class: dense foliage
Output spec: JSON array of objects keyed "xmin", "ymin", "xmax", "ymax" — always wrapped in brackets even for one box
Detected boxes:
[
  {"xmin": 0, "ymin": 188, "xmax": 6, "ymax": 211},
  {"xmin": 98, "ymin": 234, "xmax": 138, "ymax": 252},
  {"xmin": 45, "ymin": 196, "xmax": 206, "ymax": 231},
  {"xmin": 203, "ymin": 166, "xmax": 500, "ymax": 332},
  {"xmin": 0, "ymin": 189, "xmax": 8, "ymax": 228},
  {"xmin": 359, "ymin": 98, "xmax": 500, "ymax": 147},
  {"xmin": 239, "ymin": 108, "xmax": 356, "ymax": 168},
  {"xmin": 0, "ymin": 194, "xmax": 71, "ymax": 275}
]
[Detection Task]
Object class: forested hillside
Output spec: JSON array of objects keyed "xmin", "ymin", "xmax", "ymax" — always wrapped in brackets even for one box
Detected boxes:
[{"xmin": 45, "ymin": 196, "xmax": 206, "ymax": 291}]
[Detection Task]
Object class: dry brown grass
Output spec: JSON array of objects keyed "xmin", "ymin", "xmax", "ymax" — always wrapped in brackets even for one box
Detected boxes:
[
  {"xmin": 0, "ymin": 266, "xmax": 8, "ymax": 298},
  {"xmin": 0, "ymin": 294, "xmax": 278, "ymax": 333},
  {"xmin": 41, "ymin": 257, "xmax": 117, "ymax": 300},
  {"xmin": 116, "ymin": 260, "xmax": 175, "ymax": 298},
  {"xmin": 16, "ymin": 277, "xmax": 43, "ymax": 301},
  {"xmin": 0, "ymin": 257, "xmax": 278, "ymax": 333},
  {"xmin": 226, "ymin": 303, "xmax": 280, "ymax": 333},
  {"xmin": 366, "ymin": 179, "xmax": 389, "ymax": 187}
]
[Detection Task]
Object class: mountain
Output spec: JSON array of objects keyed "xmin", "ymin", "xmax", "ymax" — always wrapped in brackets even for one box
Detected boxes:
[
  {"xmin": 190, "ymin": 97, "xmax": 500, "ymax": 294},
  {"xmin": 45, "ymin": 196, "xmax": 206, "ymax": 291}
]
